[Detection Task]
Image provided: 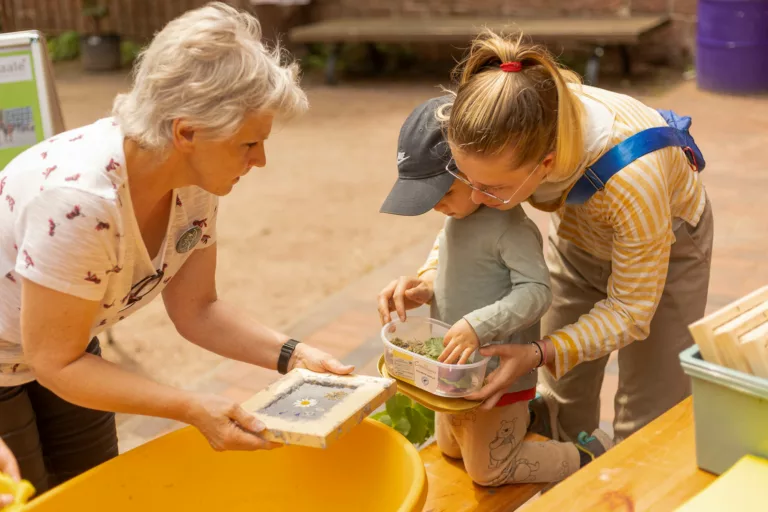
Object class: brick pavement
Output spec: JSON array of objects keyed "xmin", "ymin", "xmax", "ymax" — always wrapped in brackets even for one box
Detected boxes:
[{"xmin": 117, "ymin": 80, "xmax": 768, "ymax": 455}]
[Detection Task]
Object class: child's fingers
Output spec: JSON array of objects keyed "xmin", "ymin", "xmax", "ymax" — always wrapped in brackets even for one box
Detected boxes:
[
  {"xmin": 443, "ymin": 345, "xmax": 465, "ymax": 365},
  {"xmin": 392, "ymin": 280, "xmax": 411, "ymax": 321},
  {"xmin": 458, "ymin": 347, "xmax": 474, "ymax": 364},
  {"xmin": 437, "ymin": 340, "xmax": 458, "ymax": 362},
  {"xmin": 376, "ymin": 280, "xmax": 398, "ymax": 325}
]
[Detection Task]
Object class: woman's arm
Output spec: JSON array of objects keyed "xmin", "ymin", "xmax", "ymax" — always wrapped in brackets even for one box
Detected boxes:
[
  {"xmin": 162, "ymin": 243, "xmax": 353, "ymax": 375},
  {"xmin": 21, "ymin": 278, "xmax": 275, "ymax": 451},
  {"xmin": 544, "ymin": 159, "xmax": 674, "ymax": 379}
]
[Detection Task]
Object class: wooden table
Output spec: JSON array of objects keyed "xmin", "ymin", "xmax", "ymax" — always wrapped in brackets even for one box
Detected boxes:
[{"xmin": 524, "ymin": 397, "xmax": 716, "ymax": 511}]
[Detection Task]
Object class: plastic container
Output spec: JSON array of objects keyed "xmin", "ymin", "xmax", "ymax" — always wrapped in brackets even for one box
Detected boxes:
[
  {"xmin": 697, "ymin": 0, "xmax": 768, "ymax": 93},
  {"xmin": 679, "ymin": 345, "xmax": 768, "ymax": 475},
  {"xmin": 381, "ymin": 316, "xmax": 489, "ymax": 398}
]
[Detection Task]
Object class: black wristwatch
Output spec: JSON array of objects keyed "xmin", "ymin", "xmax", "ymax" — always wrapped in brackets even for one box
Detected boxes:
[{"xmin": 277, "ymin": 339, "xmax": 301, "ymax": 375}]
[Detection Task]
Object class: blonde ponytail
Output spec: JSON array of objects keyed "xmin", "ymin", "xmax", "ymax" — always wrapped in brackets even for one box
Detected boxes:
[{"xmin": 443, "ymin": 30, "xmax": 584, "ymax": 181}]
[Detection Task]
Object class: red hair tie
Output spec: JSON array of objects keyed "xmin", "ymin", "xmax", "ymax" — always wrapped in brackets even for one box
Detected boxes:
[{"xmin": 500, "ymin": 61, "xmax": 523, "ymax": 72}]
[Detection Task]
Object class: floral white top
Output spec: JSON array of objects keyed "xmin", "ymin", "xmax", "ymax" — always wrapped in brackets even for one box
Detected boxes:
[{"xmin": 0, "ymin": 118, "xmax": 218, "ymax": 385}]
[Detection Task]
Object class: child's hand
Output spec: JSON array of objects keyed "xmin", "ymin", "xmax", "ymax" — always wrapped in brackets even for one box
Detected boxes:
[
  {"xmin": 438, "ymin": 319, "xmax": 480, "ymax": 364},
  {"xmin": 377, "ymin": 273, "xmax": 435, "ymax": 324}
]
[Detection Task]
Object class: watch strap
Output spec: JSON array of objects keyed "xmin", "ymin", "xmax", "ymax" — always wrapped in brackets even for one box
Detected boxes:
[{"xmin": 278, "ymin": 339, "xmax": 301, "ymax": 375}]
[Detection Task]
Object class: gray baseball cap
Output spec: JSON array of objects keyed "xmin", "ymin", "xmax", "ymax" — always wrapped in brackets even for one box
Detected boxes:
[{"xmin": 379, "ymin": 95, "xmax": 455, "ymax": 216}]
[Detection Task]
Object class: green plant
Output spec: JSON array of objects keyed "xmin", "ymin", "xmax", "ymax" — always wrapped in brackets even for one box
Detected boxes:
[
  {"xmin": 121, "ymin": 40, "xmax": 142, "ymax": 67},
  {"xmin": 47, "ymin": 31, "xmax": 81, "ymax": 62},
  {"xmin": 371, "ymin": 393, "xmax": 435, "ymax": 446},
  {"xmin": 81, "ymin": 0, "xmax": 110, "ymax": 34}
]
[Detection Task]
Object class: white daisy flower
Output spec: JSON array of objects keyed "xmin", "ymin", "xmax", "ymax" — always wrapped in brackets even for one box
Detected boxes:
[{"xmin": 293, "ymin": 398, "xmax": 317, "ymax": 408}]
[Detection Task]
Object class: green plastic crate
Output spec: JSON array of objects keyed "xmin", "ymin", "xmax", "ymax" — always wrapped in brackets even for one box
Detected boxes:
[{"xmin": 680, "ymin": 345, "xmax": 768, "ymax": 475}]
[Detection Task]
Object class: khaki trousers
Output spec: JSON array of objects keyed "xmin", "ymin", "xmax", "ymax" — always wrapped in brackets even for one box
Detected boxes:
[
  {"xmin": 436, "ymin": 401, "xmax": 581, "ymax": 486},
  {"xmin": 540, "ymin": 199, "xmax": 714, "ymax": 442}
]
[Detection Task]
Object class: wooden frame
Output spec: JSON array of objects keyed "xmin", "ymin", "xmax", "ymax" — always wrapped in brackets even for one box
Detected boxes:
[
  {"xmin": 241, "ymin": 368, "xmax": 396, "ymax": 449},
  {"xmin": 688, "ymin": 285, "xmax": 768, "ymax": 365}
]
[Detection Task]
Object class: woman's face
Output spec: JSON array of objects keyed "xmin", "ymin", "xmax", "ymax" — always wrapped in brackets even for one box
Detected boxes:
[
  {"xmin": 450, "ymin": 146, "xmax": 553, "ymax": 210},
  {"xmin": 178, "ymin": 111, "xmax": 274, "ymax": 196}
]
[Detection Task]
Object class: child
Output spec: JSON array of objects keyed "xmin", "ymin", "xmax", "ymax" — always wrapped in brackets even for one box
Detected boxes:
[{"xmin": 378, "ymin": 96, "xmax": 613, "ymax": 486}]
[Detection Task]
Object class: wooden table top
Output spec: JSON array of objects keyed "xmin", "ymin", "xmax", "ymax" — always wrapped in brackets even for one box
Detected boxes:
[{"xmin": 524, "ymin": 397, "xmax": 716, "ymax": 512}]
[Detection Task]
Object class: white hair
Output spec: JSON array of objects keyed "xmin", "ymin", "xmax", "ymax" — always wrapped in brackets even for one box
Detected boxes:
[{"xmin": 112, "ymin": 1, "xmax": 308, "ymax": 150}]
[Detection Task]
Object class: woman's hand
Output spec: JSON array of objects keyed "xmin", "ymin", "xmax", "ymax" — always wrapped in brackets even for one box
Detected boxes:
[
  {"xmin": 377, "ymin": 271, "xmax": 435, "ymax": 325},
  {"xmin": 438, "ymin": 319, "xmax": 480, "ymax": 364},
  {"xmin": 187, "ymin": 394, "xmax": 281, "ymax": 451},
  {"xmin": 288, "ymin": 344, "xmax": 354, "ymax": 375},
  {"xmin": 464, "ymin": 343, "xmax": 541, "ymax": 410}
]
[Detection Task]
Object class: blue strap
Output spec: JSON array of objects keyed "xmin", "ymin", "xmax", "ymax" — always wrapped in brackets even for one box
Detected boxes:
[{"xmin": 565, "ymin": 109, "xmax": 705, "ymax": 205}]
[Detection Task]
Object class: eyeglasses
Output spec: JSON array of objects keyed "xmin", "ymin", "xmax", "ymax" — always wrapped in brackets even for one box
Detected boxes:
[
  {"xmin": 120, "ymin": 267, "xmax": 165, "ymax": 312},
  {"xmin": 445, "ymin": 159, "xmax": 540, "ymax": 205}
]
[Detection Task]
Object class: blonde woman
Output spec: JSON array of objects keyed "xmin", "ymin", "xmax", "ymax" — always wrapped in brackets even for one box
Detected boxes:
[
  {"xmin": 381, "ymin": 31, "xmax": 712, "ymax": 444},
  {"xmin": 0, "ymin": 2, "xmax": 352, "ymax": 492}
]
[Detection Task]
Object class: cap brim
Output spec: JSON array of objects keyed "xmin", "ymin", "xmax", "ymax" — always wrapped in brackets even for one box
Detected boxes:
[{"xmin": 379, "ymin": 173, "xmax": 455, "ymax": 216}]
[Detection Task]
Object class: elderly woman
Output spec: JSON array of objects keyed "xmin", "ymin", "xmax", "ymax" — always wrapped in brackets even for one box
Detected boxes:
[{"xmin": 0, "ymin": 2, "xmax": 352, "ymax": 492}]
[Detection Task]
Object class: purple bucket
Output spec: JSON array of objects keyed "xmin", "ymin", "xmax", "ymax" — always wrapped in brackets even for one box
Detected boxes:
[{"xmin": 697, "ymin": 0, "xmax": 768, "ymax": 93}]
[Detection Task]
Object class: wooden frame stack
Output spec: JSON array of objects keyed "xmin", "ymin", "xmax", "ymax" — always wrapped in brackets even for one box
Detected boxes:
[{"xmin": 688, "ymin": 285, "xmax": 768, "ymax": 378}]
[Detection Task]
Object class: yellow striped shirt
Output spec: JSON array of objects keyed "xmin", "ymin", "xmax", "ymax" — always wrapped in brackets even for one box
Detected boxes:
[{"xmin": 419, "ymin": 85, "xmax": 707, "ymax": 379}]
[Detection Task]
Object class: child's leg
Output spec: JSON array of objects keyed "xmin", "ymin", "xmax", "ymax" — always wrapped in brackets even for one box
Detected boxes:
[
  {"xmin": 435, "ymin": 412, "xmax": 462, "ymax": 459},
  {"xmin": 453, "ymin": 402, "xmax": 581, "ymax": 486}
]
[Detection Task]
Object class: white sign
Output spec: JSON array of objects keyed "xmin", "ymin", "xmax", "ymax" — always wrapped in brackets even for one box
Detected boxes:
[{"xmin": 0, "ymin": 54, "xmax": 33, "ymax": 84}]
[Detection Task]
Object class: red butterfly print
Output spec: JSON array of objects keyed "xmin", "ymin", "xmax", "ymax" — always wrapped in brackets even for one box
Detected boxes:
[
  {"xmin": 13, "ymin": 244, "xmax": 17, "ymax": 252},
  {"xmin": 105, "ymin": 159, "xmax": 120, "ymax": 172},
  {"xmin": 23, "ymin": 250, "xmax": 34, "ymax": 268},
  {"xmin": 41, "ymin": 151, "xmax": 48, "ymax": 159},
  {"xmin": 0, "ymin": 177, "xmax": 7, "ymax": 195},
  {"xmin": 106, "ymin": 265, "xmax": 122, "ymax": 274},
  {"xmin": 192, "ymin": 218, "xmax": 208, "ymax": 228},
  {"xmin": 95, "ymin": 220, "xmax": 110, "ymax": 231},
  {"xmin": 49, "ymin": 137, "xmax": 57, "ymax": 143},
  {"xmin": 6, "ymin": 196, "xmax": 15, "ymax": 212},
  {"xmin": 66, "ymin": 206, "xmax": 83, "ymax": 219},
  {"xmin": 65, "ymin": 174, "xmax": 81, "ymax": 182},
  {"xmin": 43, "ymin": 165, "xmax": 57, "ymax": 179},
  {"xmin": 103, "ymin": 301, "xmax": 115, "ymax": 309},
  {"xmin": 176, "ymin": 196, "xmax": 182, "ymax": 207},
  {"xmin": 70, "ymin": 134, "xmax": 84, "ymax": 142},
  {"xmin": 5, "ymin": 272, "xmax": 16, "ymax": 283},
  {"xmin": 85, "ymin": 272, "xmax": 101, "ymax": 284},
  {"xmin": 201, "ymin": 235, "xmax": 211, "ymax": 245},
  {"xmin": 40, "ymin": 186, "xmax": 44, "ymax": 192},
  {"xmin": 48, "ymin": 218, "xmax": 57, "ymax": 236}
]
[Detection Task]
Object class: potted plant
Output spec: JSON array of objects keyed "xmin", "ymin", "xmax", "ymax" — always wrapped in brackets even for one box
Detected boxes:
[{"xmin": 80, "ymin": 0, "xmax": 121, "ymax": 71}]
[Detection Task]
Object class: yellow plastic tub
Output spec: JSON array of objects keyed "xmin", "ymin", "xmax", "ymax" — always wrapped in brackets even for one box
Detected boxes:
[{"xmin": 19, "ymin": 418, "xmax": 427, "ymax": 512}]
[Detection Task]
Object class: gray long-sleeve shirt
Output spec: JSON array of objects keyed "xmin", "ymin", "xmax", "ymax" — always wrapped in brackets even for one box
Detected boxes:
[{"xmin": 430, "ymin": 206, "xmax": 552, "ymax": 393}]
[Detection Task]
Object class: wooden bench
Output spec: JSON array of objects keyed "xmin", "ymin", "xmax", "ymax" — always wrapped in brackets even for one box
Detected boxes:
[
  {"xmin": 289, "ymin": 16, "xmax": 670, "ymax": 85},
  {"xmin": 420, "ymin": 432, "xmax": 550, "ymax": 511}
]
